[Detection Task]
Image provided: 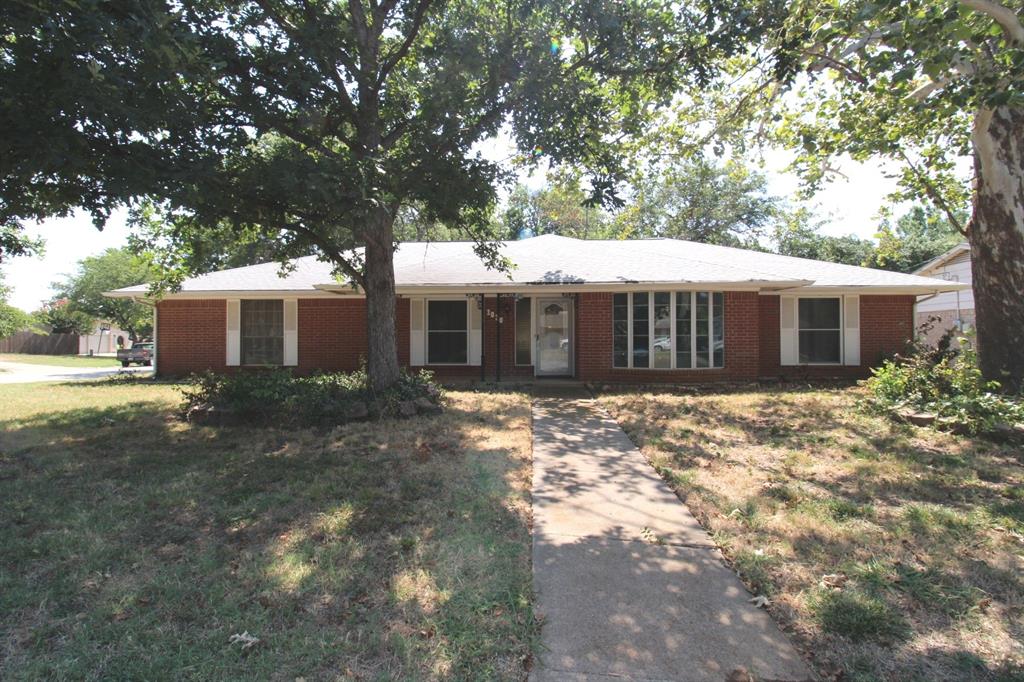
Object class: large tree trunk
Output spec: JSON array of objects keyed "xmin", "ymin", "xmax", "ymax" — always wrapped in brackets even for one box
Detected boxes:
[
  {"xmin": 970, "ymin": 105, "xmax": 1024, "ymax": 391},
  {"xmin": 363, "ymin": 209, "xmax": 402, "ymax": 392}
]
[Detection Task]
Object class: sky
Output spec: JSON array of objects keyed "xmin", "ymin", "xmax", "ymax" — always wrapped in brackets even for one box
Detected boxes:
[{"xmin": 2, "ymin": 150, "xmax": 909, "ymax": 312}]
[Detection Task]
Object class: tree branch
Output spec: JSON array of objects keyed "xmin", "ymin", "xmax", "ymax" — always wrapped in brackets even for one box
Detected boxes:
[
  {"xmin": 896, "ymin": 148, "xmax": 968, "ymax": 236},
  {"xmin": 377, "ymin": 0, "xmax": 435, "ymax": 87},
  {"xmin": 960, "ymin": 0, "xmax": 1024, "ymax": 44}
]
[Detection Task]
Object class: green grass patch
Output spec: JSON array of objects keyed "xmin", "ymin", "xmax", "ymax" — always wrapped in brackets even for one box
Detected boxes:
[
  {"xmin": 0, "ymin": 353, "xmax": 122, "ymax": 367},
  {"xmin": 807, "ymin": 587, "xmax": 909, "ymax": 642},
  {"xmin": 0, "ymin": 382, "xmax": 537, "ymax": 680}
]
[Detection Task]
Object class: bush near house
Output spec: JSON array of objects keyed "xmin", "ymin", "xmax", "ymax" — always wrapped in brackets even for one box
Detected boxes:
[
  {"xmin": 181, "ymin": 367, "xmax": 443, "ymax": 426},
  {"xmin": 863, "ymin": 333, "xmax": 1024, "ymax": 435}
]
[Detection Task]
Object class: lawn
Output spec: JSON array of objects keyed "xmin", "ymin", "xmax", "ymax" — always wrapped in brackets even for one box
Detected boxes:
[
  {"xmin": 0, "ymin": 379, "xmax": 537, "ymax": 680},
  {"xmin": 598, "ymin": 385, "xmax": 1024, "ymax": 682},
  {"xmin": 0, "ymin": 353, "xmax": 122, "ymax": 367}
]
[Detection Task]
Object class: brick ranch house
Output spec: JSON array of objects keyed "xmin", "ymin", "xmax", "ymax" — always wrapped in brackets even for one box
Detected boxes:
[{"xmin": 107, "ymin": 234, "xmax": 967, "ymax": 383}]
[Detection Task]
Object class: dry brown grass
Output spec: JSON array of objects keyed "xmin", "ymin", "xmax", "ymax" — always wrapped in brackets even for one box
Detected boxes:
[
  {"xmin": 598, "ymin": 384, "xmax": 1024, "ymax": 682},
  {"xmin": 1, "ymin": 380, "xmax": 538, "ymax": 680}
]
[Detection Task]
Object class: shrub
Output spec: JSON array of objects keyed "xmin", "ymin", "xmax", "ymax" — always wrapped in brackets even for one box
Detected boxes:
[
  {"xmin": 862, "ymin": 329, "xmax": 1024, "ymax": 435},
  {"xmin": 180, "ymin": 366, "xmax": 443, "ymax": 427}
]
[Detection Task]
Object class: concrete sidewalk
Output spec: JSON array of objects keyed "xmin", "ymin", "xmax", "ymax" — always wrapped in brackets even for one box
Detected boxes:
[{"xmin": 530, "ymin": 389, "xmax": 811, "ymax": 682}]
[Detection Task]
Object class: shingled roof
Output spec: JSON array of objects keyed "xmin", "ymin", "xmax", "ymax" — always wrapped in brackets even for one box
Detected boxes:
[{"xmin": 108, "ymin": 234, "xmax": 968, "ymax": 297}]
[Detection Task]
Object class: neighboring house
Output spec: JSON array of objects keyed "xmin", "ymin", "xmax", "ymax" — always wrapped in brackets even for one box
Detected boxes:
[
  {"xmin": 78, "ymin": 324, "xmax": 134, "ymax": 355},
  {"xmin": 912, "ymin": 242, "xmax": 974, "ymax": 346},
  {"xmin": 106, "ymin": 235, "xmax": 965, "ymax": 382}
]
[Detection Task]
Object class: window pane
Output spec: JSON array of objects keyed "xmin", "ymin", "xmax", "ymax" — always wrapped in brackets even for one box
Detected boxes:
[
  {"xmin": 515, "ymin": 297, "xmax": 531, "ymax": 365},
  {"xmin": 675, "ymin": 292, "xmax": 692, "ymax": 369},
  {"xmin": 632, "ymin": 292, "xmax": 649, "ymax": 368},
  {"xmin": 613, "ymin": 293, "xmax": 628, "ymax": 368},
  {"xmin": 695, "ymin": 292, "xmax": 709, "ymax": 368},
  {"xmin": 428, "ymin": 331, "xmax": 468, "ymax": 364},
  {"xmin": 799, "ymin": 330, "xmax": 841, "ymax": 363},
  {"xmin": 428, "ymin": 300, "xmax": 468, "ymax": 364},
  {"xmin": 712, "ymin": 292, "xmax": 724, "ymax": 368},
  {"xmin": 427, "ymin": 300, "xmax": 467, "ymax": 331},
  {"xmin": 653, "ymin": 292, "xmax": 671, "ymax": 368},
  {"xmin": 799, "ymin": 298, "xmax": 840, "ymax": 329},
  {"xmin": 241, "ymin": 300, "xmax": 283, "ymax": 365}
]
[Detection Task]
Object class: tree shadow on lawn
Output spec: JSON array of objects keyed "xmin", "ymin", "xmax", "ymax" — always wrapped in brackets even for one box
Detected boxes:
[
  {"xmin": 1, "ymin": 394, "xmax": 538, "ymax": 680},
  {"xmin": 599, "ymin": 388, "xmax": 1024, "ymax": 681}
]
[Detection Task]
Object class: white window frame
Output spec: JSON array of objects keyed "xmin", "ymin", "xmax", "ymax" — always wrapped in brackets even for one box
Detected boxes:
[
  {"xmin": 240, "ymin": 298, "xmax": 285, "ymax": 367},
  {"xmin": 613, "ymin": 291, "xmax": 724, "ymax": 370},
  {"xmin": 425, "ymin": 297, "xmax": 471, "ymax": 366},
  {"xmin": 796, "ymin": 296, "xmax": 844, "ymax": 366}
]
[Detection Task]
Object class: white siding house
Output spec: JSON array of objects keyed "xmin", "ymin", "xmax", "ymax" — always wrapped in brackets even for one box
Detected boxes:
[{"xmin": 913, "ymin": 243, "xmax": 973, "ymax": 344}]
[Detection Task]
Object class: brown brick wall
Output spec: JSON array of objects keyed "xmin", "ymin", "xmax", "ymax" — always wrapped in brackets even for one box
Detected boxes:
[
  {"xmin": 156, "ymin": 299, "xmax": 227, "ymax": 376},
  {"xmin": 297, "ymin": 298, "xmax": 368, "ymax": 373},
  {"xmin": 155, "ymin": 292, "xmax": 916, "ymax": 382}
]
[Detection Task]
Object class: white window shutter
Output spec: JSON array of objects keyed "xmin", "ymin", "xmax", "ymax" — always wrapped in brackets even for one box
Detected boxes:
[
  {"xmin": 410, "ymin": 298, "xmax": 425, "ymax": 366},
  {"xmin": 283, "ymin": 299, "xmax": 298, "ymax": 366},
  {"xmin": 843, "ymin": 295, "xmax": 861, "ymax": 366},
  {"xmin": 226, "ymin": 299, "xmax": 241, "ymax": 366},
  {"xmin": 469, "ymin": 298, "xmax": 482, "ymax": 366},
  {"xmin": 779, "ymin": 296, "xmax": 798, "ymax": 366}
]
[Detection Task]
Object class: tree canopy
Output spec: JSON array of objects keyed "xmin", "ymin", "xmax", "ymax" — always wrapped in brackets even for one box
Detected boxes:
[
  {"xmin": 612, "ymin": 156, "xmax": 781, "ymax": 247},
  {"xmin": 867, "ymin": 205, "xmax": 965, "ymax": 273},
  {"xmin": 54, "ymin": 248, "xmax": 154, "ymax": 340},
  {"xmin": 0, "ymin": 272, "xmax": 34, "ymax": 339},
  {"xmin": 664, "ymin": 0, "xmax": 1024, "ymax": 387},
  {"xmin": 1, "ymin": 0, "xmax": 769, "ymax": 389},
  {"xmin": 501, "ymin": 171, "xmax": 611, "ymax": 240}
]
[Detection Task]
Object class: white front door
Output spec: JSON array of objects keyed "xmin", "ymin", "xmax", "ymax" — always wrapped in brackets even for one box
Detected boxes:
[{"xmin": 536, "ymin": 298, "xmax": 572, "ymax": 376}]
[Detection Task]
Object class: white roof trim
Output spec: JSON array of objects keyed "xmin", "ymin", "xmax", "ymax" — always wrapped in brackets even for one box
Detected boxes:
[{"xmin": 912, "ymin": 242, "xmax": 970, "ymax": 275}]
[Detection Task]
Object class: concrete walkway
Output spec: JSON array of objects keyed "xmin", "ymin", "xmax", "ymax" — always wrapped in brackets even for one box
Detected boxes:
[{"xmin": 531, "ymin": 387, "xmax": 811, "ymax": 682}]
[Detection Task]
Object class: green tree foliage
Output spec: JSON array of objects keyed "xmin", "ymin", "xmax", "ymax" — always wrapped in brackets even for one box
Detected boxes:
[
  {"xmin": 54, "ymin": 248, "xmax": 154, "ymax": 340},
  {"xmin": 128, "ymin": 204, "xmax": 308, "ymax": 290},
  {"xmin": 502, "ymin": 171, "xmax": 610, "ymax": 240},
  {"xmin": 0, "ymin": 272, "xmax": 35, "ymax": 338},
  {"xmin": 868, "ymin": 205, "xmax": 965, "ymax": 273},
  {"xmin": 612, "ymin": 156, "xmax": 780, "ymax": 247},
  {"xmin": 34, "ymin": 299, "xmax": 93, "ymax": 336},
  {"xmin": 1, "ymin": 0, "xmax": 767, "ymax": 389},
  {"xmin": 772, "ymin": 208, "xmax": 876, "ymax": 266},
  {"xmin": 670, "ymin": 0, "xmax": 1024, "ymax": 386}
]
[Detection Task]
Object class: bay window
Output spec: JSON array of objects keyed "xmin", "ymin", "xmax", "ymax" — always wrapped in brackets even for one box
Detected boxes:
[{"xmin": 613, "ymin": 291, "xmax": 725, "ymax": 369}]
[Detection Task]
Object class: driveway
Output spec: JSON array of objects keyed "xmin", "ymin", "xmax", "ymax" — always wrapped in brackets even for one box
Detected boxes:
[
  {"xmin": 0, "ymin": 360, "xmax": 152, "ymax": 384},
  {"xmin": 530, "ymin": 386, "xmax": 811, "ymax": 682}
]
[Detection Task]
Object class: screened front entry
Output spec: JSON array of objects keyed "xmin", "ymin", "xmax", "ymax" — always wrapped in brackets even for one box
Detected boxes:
[{"xmin": 536, "ymin": 298, "xmax": 572, "ymax": 376}]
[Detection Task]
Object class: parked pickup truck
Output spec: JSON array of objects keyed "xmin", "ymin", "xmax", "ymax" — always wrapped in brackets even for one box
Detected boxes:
[{"xmin": 117, "ymin": 342, "xmax": 154, "ymax": 367}]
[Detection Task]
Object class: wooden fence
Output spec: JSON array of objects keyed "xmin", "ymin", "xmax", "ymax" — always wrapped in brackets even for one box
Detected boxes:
[{"xmin": 0, "ymin": 331, "xmax": 78, "ymax": 355}]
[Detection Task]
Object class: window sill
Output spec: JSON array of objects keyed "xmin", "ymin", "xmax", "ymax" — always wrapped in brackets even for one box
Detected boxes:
[{"xmin": 611, "ymin": 366, "xmax": 726, "ymax": 371}]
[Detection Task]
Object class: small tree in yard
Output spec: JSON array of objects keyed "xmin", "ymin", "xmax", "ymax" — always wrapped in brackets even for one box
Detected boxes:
[
  {"xmin": 35, "ymin": 299, "xmax": 93, "ymax": 336},
  {"xmin": 671, "ymin": 0, "xmax": 1024, "ymax": 389},
  {"xmin": 0, "ymin": 0, "xmax": 765, "ymax": 391},
  {"xmin": 56, "ymin": 248, "xmax": 154, "ymax": 341}
]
